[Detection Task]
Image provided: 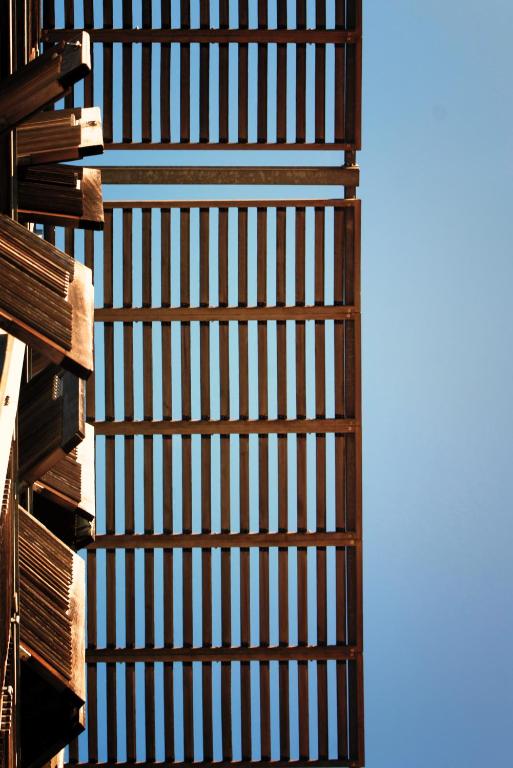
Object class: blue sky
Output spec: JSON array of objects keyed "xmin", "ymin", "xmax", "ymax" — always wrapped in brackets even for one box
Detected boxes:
[{"xmin": 362, "ymin": 1, "xmax": 513, "ymax": 765}]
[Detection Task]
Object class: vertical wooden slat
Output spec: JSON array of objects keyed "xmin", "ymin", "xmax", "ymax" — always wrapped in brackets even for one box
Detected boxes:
[
  {"xmin": 218, "ymin": 0, "xmax": 229, "ymax": 143},
  {"xmin": 257, "ymin": 207, "xmax": 267, "ymax": 307},
  {"xmin": 298, "ymin": 659, "xmax": 309, "ymax": 759},
  {"xmin": 279, "ymin": 661, "xmax": 290, "ymax": 759},
  {"xmin": 344, "ymin": 320, "xmax": 355, "ymax": 419},
  {"xmin": 106, "ymin": 436, "xmax": 117, "ymax": 761},
  {"xmin": 180, "ymin": 209, "xmax": 190, "ymax": 307},
  {"xmin": 203, "ymin": 662, "xmax": 213, "ymax": 761},
  {"xmin": 125, "ymin": 441, "xmax": 136, "ymax": 760},
  {"xmin": 333, "ymin": 207, "xmax": 345, "ymax": 305},
  {"xmin": 316, "ymin": 435, "xmax": 326, "ymax": 530},
  {"xmin": 237, "ymin": 1, "xmax": 248, "ymax": 142},
  {"xmin": 200, "ymin": 224, "xmax": 210, "ymax": 408},
  {"xmin": 218, "ymin": 207, "xmax": 228, "ymax": 307},
  {"xmin": 103, "ymin": 211, "xmax": 114, "ymax": 425},
  {"xmin": 335, "ymin": 434, "xmax": 346, "ymax": 529},
  {"xmin": 317, "ymin": 660, "xmax": 329, "ymax": 759},
  {"xmin": 276, "ymin": 3, "xmax": 287, "ymax": 143},
  {"xmin": 221, "ymin": 662, "xmax": 232, "ymax": 761},
  {"xmin": 219, "ymin": 218, "xmax": 229, "ymax": 419},
  {"xmin": 161, "ymin": 210, "xmax": 172, "ymax": 423},
  {"xmin": 86, "ymin": 548, "xmax": 97, "ymax": 761},
  {"xmin": 315, "ymin": 207, "xmax": 325, "ymax": 306},
  {"xmin": 68, "ymin": 734, "xmax": 78, "ymax": 764},
  {"xmin": 160, "ymin": 1, "xmax": 171, "ymax": 142},
  {"xmin": 348, "ymin": 658, "xmax": 363, "ymax": 762},
  {"xmin": 276, "ymin": 207, "xmax": 287, "ymax": 419},
  {"xmin": 317, "ymin": 547, "xmax": 327, "ymax": 645},
  {"xmin": 345, "ymin": 0, "xmax": 357, "ymax": 147},
  {"xmin": 315, "ymin": 1, "xmax": 326, "ymax": 143},
  {"xmin": 336, "ymin": 660, "xmax": 348, "ymax": 759},
  {"xmin": 295, "ymin": 1, "xmax": 306, "ymax": 143},
  {"xmin": 219, "ymin": 323, "xmax": 230, "ymax": 419},
  {"xmin": 63, "ymin": 1, "xmax": 75, "ymax": 108},
  {"xmin": 240, "ymin": 660, "xmax": 251, "ymax": 759},
  {"xmin": 240, "ymin": 436, "xmax": 249, "ymax": 533},
  {"xmin": 238, "ymin": 209, "xmax": 249, "ymax": 420},
  {"xmin": 260, "ymin": 659, "xmax": 271, "ymax": 761},
  {"xmin": 121, "ymin": 0, "xmax": 132, "ymax": 142},
  {"xmin": 296, "ymin": 208, "xmax": 305, "ymax": 306},
  {"xmin": 163, "ymin": 435, "xmax": 174, "ymax": 758},
  {"xmin": 257, "ymin": 43, "xmax": 267, "ymax": 143},
  {"xmin": 257, "ymin": 2, "xmax": 267, "ymax": 143},
  {"xmin": 103, "ymin": 2, "xmax": 113, "ymax": 143},
  {"xmin": 238, "ymin": 207, "xmax": 248, "ymax": 306},
  {"xmin": 296, "ymin": 435, "xmax": 307, "ymax": 532},
  {"xmin": 276, "ymin": 206, "xmax": 286, "ymax": 306},
  {"xmin": 199, "ymin": 1, "xmax": 210, "ymax": 143},
  {"xmin": 296, "ymin": 320, "xmax": 306, "ymax": 420},
  {"xmin": 144, "ymin": 434, "xmax": 155, "ymax": 760},
  {"xmin": 43, "ymin": 0, "xmax": 55, "ymax": 29},
  {"xmin": 183, "ymin": 661, "xmax": 194, "ymax": 761},
  {"xmin": 297, "ymin": 544, "xmax": 307, "ymax": 644},
  {"xmin": 334, "ymin": 0, "xmax": 346, "ymax": 143},
  {"xmin": 180, "ymin": 2, "xmax": 190, "ymax": 142},
  {"xmin": 164, "ymin": 659, "xmax": 175, "ymax": 761},
  {"xmin": 141, "ymin": 1, "xmax": 152, "ymax": 142}
]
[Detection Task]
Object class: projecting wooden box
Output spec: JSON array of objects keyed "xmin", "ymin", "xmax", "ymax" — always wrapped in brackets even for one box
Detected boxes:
[{"xmin": 18, "ymin": 508, "xmax": 85, "ymax": 768}]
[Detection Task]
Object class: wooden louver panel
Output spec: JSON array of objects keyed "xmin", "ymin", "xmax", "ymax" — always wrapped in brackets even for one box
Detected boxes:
[
  {"xmin": 19, "ymin": 508, "xmax": 85, "ymax": 700},
  {"xmin": 0, "ymin": 32, "xmax": 91, "ymax": 131},
  {"xmin": 18, "ymin": 165, "xmax": 104, "ymax": 230},
  {"xmin": 18, "ymin": 364, "xmax": 84, "ymax": 484},
  {"xmin": 42, "ymin": 2, "xmax": 362, "ymax": 151},
  {"xmin": 17, "ymin": 107, "xmax": 103, "ymax": 166},
  {"xmin": 0, "ymin": 215, "xmax": 94, "ymax": 378},
  {"xmin": 57, "ymin": 195, "xmax": 363, "ymax": 766},
  {"xmin": 33, "ymin": 423, "xmax": 95, "ymax": 550}
]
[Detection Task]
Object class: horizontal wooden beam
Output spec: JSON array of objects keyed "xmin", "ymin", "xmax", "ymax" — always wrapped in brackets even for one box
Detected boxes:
[
  {"xmin": 91, "ymin": 531, "xmax": 360, "ymax": 550},
  {"xmin": 87, "ymin": 644, "xmax": 361, "ymax": 664},
  {"xmin": 103, "ymin": 198, "xmax": 358, "ymax": 210},
  {"xmin": 95, "ymin": 305, "xmax": 358, "ymax": 323},
  {"xmin": 44, "ymin": 28, "xmax": 361, "ymax": 45},
  {"xmin": 103, "ymin": 142, "xmax": 354, "ymax": 151},
  {"xmin": 93, "ymin": 418, "xmax": 359, "ymax": 436},
  {"xmin": 98, "ymin": 166, "xmax": 359, "ymax": 186}
]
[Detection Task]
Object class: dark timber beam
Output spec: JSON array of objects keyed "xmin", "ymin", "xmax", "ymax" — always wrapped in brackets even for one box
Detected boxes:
[
  {"xmin": 93, "ymin": 418, "xmax": 360, "ymax": 436},
  {"xmin": 91, "ymin": 531, "xmax": 360, "ymax": 550},
  {"xmin": 94, "ymin": 305, "xmax": 358, "ymax": 323},
  {"xmin": 87, "ymin": 645, "xmax": 361, "ymax": 664},
  {"xmin": 98, "ymin": 166, "xmax": 359, "ymax": 187},
  {"xmin": 43, "ymin": 28, "xmax": 361, "ymax": 45}
]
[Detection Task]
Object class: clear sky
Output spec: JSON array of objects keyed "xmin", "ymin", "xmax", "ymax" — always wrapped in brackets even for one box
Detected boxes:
[{"xmin": 362, "ymin": 1, "xmax": 513, "ymax": 765}]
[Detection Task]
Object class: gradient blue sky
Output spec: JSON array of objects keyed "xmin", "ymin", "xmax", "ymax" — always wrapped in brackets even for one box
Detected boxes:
[{"xmin": 362, "ymin": 1, "xmax": 513, "ymax": 765}]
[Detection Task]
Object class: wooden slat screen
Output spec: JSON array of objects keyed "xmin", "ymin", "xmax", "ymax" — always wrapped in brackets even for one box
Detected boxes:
[
  {"xmin": 42, "ymin": 1, "xmax": 363, "ymax": 766},
  {"xmin": 42, "ymin": 1, "xmax": 362, "ymax": 150},
  {"xmin": 54, "ymin": 192, "xmax": 363, "ymax": 766}
]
